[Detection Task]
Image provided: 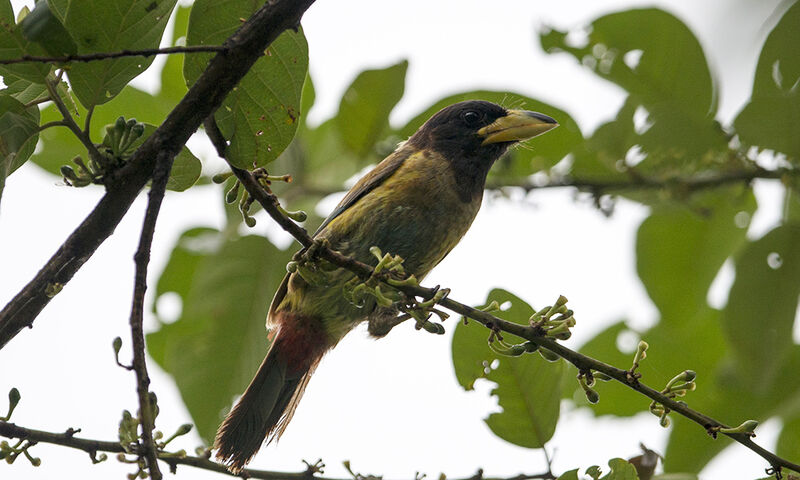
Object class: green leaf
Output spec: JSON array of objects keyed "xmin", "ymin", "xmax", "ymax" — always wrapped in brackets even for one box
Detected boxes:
[
  {"xmin": 20, "ymin": 0, "xmax": 76, "ymax": 56},
  {"xmin": 600, "ymin": 458, "xmax": 639, "ymax": 480},
  {"xmin": 452, "ymin": 288, "xmax": 565, "ymax": 448},
  {"xmin": 0, "ymin": 92, "xmax": 40, "ymax": 203},
  {"xmin": 734, "ymin": 1, "xmax": 800, "ymax": 158},
  {"xmin": 47, "ymin": 0, "xmax": 178, "ymax": 108},
  {"xmin": 399, "ymin": 91, "xmax": 583, "ymax": 182},
  {"xmin": 0, "ymin": 0, "xmax": 51, "ymax": 83},
  {"xmin": 720, "ymin": 224, "xmax": 800, "ymax": 387},
  {"xmin": 651, "ymin": 475, "xmax": 698, "ymax": 480},
  {"xmin": 541, "ymin": 8, "xmax": 713, "ymax": 119},
  {"xmin": 636, "ymin": 190, "xmax": 755, "ymax": 321},
  {"xmin": 148, "ymin": 231, "xmax": 293, "ymax": 442},
  {"xmin": 777, "ymin": 416, "xmax": 800, "ymax": 469},
  {"xmin": 540, "ymin": 8, "xmax": 726, "ymax": 168},
  {"xmin": 33, "ymin": 85, "xmax": 173, "ymax": 176},
  {"xmin": 334, "ymin": 60, "xmax": 407, "ymax": 157},
  {"xmin": 128, "ymin": 124, "xmax": 201, "ymax": 192},
  {"xmin": 184, "ymin": 0, "xmax": 308, "ymax": 169},
  {"xmin": 556, "ymin": 469, "xmax": 580, "ymax": 480}
]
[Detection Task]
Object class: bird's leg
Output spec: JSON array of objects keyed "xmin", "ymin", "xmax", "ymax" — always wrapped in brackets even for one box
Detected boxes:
[{"xmin": 286, "ymin": 238, "xmax": 336, "ymax": 286}]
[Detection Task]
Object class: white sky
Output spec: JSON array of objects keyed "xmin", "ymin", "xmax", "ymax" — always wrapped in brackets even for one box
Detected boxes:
[{"xmin": 0, "ymin": 0, "xmax": 792, "ymax": 479}]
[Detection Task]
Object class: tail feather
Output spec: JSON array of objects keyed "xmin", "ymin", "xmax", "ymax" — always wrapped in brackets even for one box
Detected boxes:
[{"xmin": 214, "ymin": 322, "xmax": 325, "ymax": 472}]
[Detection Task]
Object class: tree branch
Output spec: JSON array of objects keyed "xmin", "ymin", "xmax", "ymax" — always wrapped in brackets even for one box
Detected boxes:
[
  {"xmin": 126, "ymin": 145, "xmax": 175, "ymax": 480},
  {"xmin": 0, "ymin": 0, "xmax": 317, "ymax": 349},
  {"xmin": 221, "ymin": 162, "xmax": 800, "ymax": 477},
  {"xmin": 0, "ymin": 421, "xmax": 555, "ymax": 480},
  {"xmin": 0, "ymin": 45, "xmax": 228, "ymax": 65},
  {"xmin": 486, "ymin": 166, "xmax": 800, "ymax": 194}
]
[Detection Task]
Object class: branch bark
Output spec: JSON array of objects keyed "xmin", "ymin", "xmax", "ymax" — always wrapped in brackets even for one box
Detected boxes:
[
  {"xmin": 0, "ymin": 421, "xmax": 555, "ymax": 480},
  {"xmin": 0, "ymin": 0, "xmax": 317, "ymax": 349},
  {"xmin": 126, "ymin": 146, "xmax": 175, "ymax": 480}
]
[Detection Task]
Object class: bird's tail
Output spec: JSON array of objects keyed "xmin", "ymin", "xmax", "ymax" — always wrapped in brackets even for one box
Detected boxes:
[{"xmin": 214, "ymin": 316, "xmax": 327, "ymax": 472}]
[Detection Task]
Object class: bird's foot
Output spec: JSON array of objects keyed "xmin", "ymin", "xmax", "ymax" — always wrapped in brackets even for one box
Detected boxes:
[{"xmin": 287, "ymin": 238, "xmax": 336, "ymax": 286}]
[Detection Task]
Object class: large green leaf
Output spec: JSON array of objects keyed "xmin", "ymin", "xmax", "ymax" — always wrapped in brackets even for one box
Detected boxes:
[
  {"xmin": 0, "ymin": 93, "xmax": 40, "ymax": 203},
  {"xmin": 334, "ymin": 60, "xmax": 407, "ymax": 157},
  {"xmin": 777, "ymin": 416, "xmax": 800, "ymax": 469},
  {"xmin": 720, "ymin": 225, "xmax": 800, "ymax": 387},
  {"xmin": 148, "ymin": 230, "xmax": 292, "ymax": 442},
  {"xmin": 184, "ymin": 0, "xmax": 308, "ymax": 169},
  {"xmin": 541, "ymin": 8, "xmax": 713, "ymax": 117},
  {"xmin": 452, "ymin": 288, "xmax": 565, "ymax": 448},
  {"xmin": 399, "ymin": 91, "xmax": 583, "ymax": 182},
  {"xmin": 0, "ymin": 0, "xmax": 51, "ymax": 83},
  {"xmin": 540, "ymin": 8, "xmax": 727, "ymax": 171},
  {"xmin": 636, "ymin": 190, "xmax": 755, "ymax": 321},
  {"xmin": 47, "ymin": 0, "xmax": 178, "ymax": 109},
  {"xmin": 734, "ymin": 1, "xmax": 800, "ymax": 159},
  {"xmin": 19, "ymin": 0, "xmax": 76, "ymax": 57}
]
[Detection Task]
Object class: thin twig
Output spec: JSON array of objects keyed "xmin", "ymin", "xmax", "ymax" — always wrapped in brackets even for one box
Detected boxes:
[
  {"xmin": 0, "ymin": 421, "xmax": 555, "ymax": 480},
  {"xmin": 36, "ymin": 120, "xmax": 68, "ymax": 133},
  {"xmin": 0, "ymin": 45, "xmax": 228, "ymax": 65},
  {"xmin": 43, "ymin": 76, "xmax": 105, "ymax": 168},
  {"xmin": 223, "ymin": 161, "xmax": 800, "ymax": 477},
  {"xmin": 0, "ymin": 0, "xmax": 317, "ymax": 349},
  {"xmin": 487, "ymin": 166, "xmax": 798, "ymax": 194},
  {"xmin": 289, "ymin": 166, "xmax": 799, "ymax": 201},
  {"xmin": 127, "ymin": 149, "xmax": 174, "ymax": 480}
]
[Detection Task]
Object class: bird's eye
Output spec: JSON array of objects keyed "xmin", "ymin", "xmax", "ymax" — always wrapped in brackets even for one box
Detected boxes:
[{"xmin": 461, "ymin": 110, "xmax": 482, "ymax": 127}]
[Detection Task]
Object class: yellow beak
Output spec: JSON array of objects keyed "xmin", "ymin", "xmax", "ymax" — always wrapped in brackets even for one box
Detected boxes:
[{"xmin": 478, "ymin": 109, "xmax": 559, "ymax": 145}]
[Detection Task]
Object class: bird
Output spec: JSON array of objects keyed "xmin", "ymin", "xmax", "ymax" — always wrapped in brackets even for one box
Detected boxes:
[{"xmin": 214, "ymin": 100, "xmax": 558, "ymax": 471}]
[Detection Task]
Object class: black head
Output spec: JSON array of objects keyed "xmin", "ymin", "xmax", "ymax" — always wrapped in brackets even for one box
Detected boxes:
[
  {"xmin": 407, "ymin": 100, "xmax": 510, "ymax": 160},
  {"xmin": 407, "ymin": 100, "xmax": 558, "ymax": 200}
]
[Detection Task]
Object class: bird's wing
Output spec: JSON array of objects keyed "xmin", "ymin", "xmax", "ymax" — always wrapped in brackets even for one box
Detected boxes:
[
  {"xmin": 312, "ymin": 147, "xmax": 412, "ymax": 236},
  {"xmin": 268, "ymin": 147, "xmax": 411, "ymax": 320}
]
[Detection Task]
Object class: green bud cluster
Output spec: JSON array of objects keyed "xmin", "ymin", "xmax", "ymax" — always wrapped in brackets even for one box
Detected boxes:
[
  {"xmin": 649, "ymin": 369, "xmax": 699, "ymax": 428},
  {"xmin": 0, "ymin": 438, "xmax": 40, "ymax": 466},
  {"xmin": 102, "ymin": 116, "xmax": 145, "ymax": 158},
  {"xmin": 61, "ymin": 117, "xmax": 146, "ymax": 188},
  {"xmin": 529, "ymin": 295, "xmax": 576, "ymax": 340}
]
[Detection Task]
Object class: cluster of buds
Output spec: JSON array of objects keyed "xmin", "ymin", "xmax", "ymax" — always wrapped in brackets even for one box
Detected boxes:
[
  {"xmin": 61, "ymin": 117, "xmax": 145, "ymax": 187},
  {"xmin": 116, "ymin": 408, "xmax": 192, "ymax": 477},
  {"xmin": 343, "ymin": 247, "xmax": 448, "ymax": 334},
  {"xmin": 0, "ymin": 438, "xmax": 40, "ymax": 466},
  {"xmin": 213, "ymin": 167, "xmax": 304, "ymax": 227},
  {"xmin": 0, "ymin": 388, "xmax": 35, "ymax": 466},
  {"xmin": 101, "ymin": 116, "xmax": 145, "ymax": 158},
  {"xmin": 649, "ymin": 369, "xmax": 696, "ymax": 427},
  {"xmin": 343, "ymin": 246, "xmax": 408, "ymax": 308},
  {"xmin": 529, "ymin": 295, "xmax": 575, "ymax": 340}
]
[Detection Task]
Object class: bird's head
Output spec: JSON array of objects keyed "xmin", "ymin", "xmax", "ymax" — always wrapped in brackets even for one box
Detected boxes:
[
  {"xmin": 406, "ymin": 100, "xmax": 558, "ymax": 198},
  {"xmin": 407, "ymin": 99, "xmax": 557, "ymax": 163}
]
